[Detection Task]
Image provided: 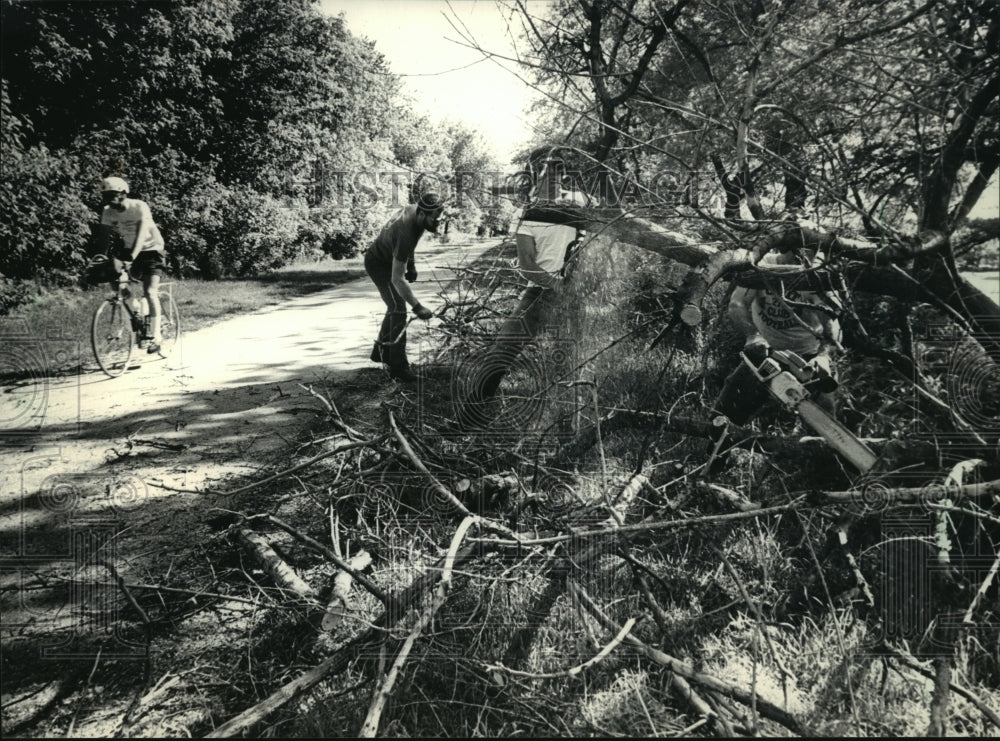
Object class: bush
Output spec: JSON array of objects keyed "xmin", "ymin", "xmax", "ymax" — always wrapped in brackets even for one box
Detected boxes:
[
  {"xmin": 0, "ymin": 277, "xmax": 41, "ymax": 316},
  {"xmin": 195, "ymin": 185, "xmax": 302, "ymax": 278},
  {"xmin": 0, "ymin": 142, "xmax": 93, "ymax": 286}
]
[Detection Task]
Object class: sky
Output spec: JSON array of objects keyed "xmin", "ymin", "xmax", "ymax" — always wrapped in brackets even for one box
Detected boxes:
[
  {"xmin": 316, "ymin": 1, "xmax": 999, "ymax": 226},
  {"xmin": 319, "ymin": 0, "xmax": 547, "ymax": 164}
]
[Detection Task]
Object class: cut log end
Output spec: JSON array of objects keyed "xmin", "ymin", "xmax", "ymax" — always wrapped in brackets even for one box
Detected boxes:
[{"xmin": 680, "ymin": 304, "xmax": 703, "ymax": 326}]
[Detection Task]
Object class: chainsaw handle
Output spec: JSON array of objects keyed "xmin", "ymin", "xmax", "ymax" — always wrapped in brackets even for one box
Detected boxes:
[{"xmin": 768, "ymin": 348, "xmax": 839, "ymax": 393}]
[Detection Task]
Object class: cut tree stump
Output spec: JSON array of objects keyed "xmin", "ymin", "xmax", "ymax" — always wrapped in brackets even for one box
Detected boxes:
[{"xmin": 321, "ymin": 550, "xmax": 373, "ymax": 631}]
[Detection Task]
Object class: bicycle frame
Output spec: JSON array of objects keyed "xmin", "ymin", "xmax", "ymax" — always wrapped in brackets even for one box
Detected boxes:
[
  {"xmin": 110, "ymin": 273, "xmax": 145, "ymax": 333},
  {"xmin": 92, "ymin": 267, "xmax": 179, "ymax": 377},
  {"xmin": 110, "ymin": 270, "xmax": 175, "ymax": 333}
]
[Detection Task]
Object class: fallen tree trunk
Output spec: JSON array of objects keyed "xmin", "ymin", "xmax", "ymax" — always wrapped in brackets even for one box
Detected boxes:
[
  {"xmin": 524, "ymin": 204, "xmax": 1000, "ymax": 359},
  {"xmin": 521, "ymin": 204, "xmax": 718, "ymax": 266}
]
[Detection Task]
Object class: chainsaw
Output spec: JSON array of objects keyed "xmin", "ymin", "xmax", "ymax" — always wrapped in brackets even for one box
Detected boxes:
[{"xmin": 736, "ymin": 346, "xmax": 879, "ymax": 473}]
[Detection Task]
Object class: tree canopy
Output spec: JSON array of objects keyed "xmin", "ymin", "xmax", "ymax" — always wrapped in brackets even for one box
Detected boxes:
[
  {"xmin": 490, "ymin": 0, "xmax": 998, "ymax": 358},
  {"xmin": 0, "ymin": 0, "xmax": 506, "ymax": 303}
]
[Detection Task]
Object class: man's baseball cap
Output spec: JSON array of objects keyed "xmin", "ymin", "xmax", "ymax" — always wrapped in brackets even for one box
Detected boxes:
[{"xmin": 101, "ymin": 176, "xmax": 130, "ymax": 194}]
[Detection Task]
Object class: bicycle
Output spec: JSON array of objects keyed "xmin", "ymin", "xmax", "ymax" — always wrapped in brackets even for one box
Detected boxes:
[{"xmin": 90, "ymin": 260, "xmax": 181, "ymax": 377}]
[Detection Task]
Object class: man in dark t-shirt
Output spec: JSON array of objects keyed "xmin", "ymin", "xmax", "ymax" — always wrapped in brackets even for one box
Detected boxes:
[{"xmin": 364, "ymin": 192, "xmax": 444, "ymax": 382}]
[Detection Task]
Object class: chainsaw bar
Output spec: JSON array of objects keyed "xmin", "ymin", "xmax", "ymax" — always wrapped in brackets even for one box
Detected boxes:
[{"xmin": 797, "ymin": 399, "xmax": 878, "ymax": 473}]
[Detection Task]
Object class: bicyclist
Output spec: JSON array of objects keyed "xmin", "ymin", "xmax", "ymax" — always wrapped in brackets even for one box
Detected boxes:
[{"xmin": 99, "ymin": 176, "xmax": 168, "ymax": 353}]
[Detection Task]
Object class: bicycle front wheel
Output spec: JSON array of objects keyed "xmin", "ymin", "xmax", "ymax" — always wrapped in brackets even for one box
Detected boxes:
[
  {"xmin": 92, "ymin": 300, "xmax": 134, "ymax": 377},
  {"xmin": 156, "ymin": 290, "xmax": 181, "ymax": 358}
]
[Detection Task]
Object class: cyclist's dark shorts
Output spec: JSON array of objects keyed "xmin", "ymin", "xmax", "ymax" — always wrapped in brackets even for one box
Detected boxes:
[{"xmin": 133, "ymin": 250, "xmax": 168, "ymax": 279}]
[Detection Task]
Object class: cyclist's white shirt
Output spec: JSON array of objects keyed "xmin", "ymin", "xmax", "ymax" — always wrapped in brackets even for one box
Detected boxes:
[{"xmin": 100, "ymin": 198, "xmax": 164, "ymax": 253}]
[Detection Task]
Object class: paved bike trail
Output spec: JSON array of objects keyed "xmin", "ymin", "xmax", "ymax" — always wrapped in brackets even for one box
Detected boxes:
[{"xmin": 0, "ymin": 238, "xmax": 495, "ymax": 532}]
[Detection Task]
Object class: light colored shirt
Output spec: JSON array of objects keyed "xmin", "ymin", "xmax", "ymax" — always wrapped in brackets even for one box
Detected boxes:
[
  {"xmin": 515, "ymin": 220, "xmax": 577, "ymax": 276},
  {"xmin": 750, "ymin": 252, "xmax": 841, "ymax": 355},
  {"xmin": 514, "ymin": 190, "xmax": 588, "ymax": 280},
  {"xmin": 100, "ymin": 198, "xmax": 164, "ymax": 254}
]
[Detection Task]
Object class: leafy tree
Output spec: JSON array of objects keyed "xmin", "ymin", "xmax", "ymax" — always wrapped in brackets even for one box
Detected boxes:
[
  {"xmin": 0, "ymin": 0, "xmax": 432, "ymax": 290},
  {"xmin": 502, "ymin": 0, "xmax": 999, "ymax": 348}
]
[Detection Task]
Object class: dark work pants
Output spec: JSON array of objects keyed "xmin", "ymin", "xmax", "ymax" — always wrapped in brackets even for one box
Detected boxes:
[
  {"xmin": 365, "ymin": 252, "xmax": 408, "ymax": 369},
  {"xmin": 477, "ymin": 285, "xmax": 555, "ymax": 399}
]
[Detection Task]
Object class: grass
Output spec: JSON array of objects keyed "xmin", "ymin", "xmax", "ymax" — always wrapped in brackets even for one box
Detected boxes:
[
  {"xmin": 0, "ymin": 255, "xmax": 368, "ymax": 380},
  {"xmin": 291, "ymin": 232, "xmax": 1000, "ymax": 738},
  {"xmin": 10, "ymin": 231, "xmax": 995, "ymax": 737}
]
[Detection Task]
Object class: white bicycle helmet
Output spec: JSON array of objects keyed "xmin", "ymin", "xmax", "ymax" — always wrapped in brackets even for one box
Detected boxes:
[{"xmin": 100, "ymin": 176, "xmax": 129, "ymax": 194}]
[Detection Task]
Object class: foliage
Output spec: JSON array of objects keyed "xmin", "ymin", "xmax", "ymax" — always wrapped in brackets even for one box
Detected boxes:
[
  {"xmin": 512, "ymin": 0, "xmax": 999, "ymax": 238},
  {"xmin": 0, "ymin": 139, "xmax": 92, "ymax": 284},
  {"xmin": 193, "ymin": 186, "xmax": 301, "ymax": 279},
  {"xmin": 0, "ymin": 0, "xmax": 501, "ymax": 303}
]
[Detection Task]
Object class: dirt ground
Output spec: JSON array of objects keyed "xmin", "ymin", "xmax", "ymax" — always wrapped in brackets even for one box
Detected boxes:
[{"xmin": 0, "ymin": 238, "xmax": 498, "ymax": 737}]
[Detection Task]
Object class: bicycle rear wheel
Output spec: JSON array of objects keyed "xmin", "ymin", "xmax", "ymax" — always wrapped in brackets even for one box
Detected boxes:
[
  {"xmin": 92, "ymin": 300, "xmax": 134, "ymax": 377},
  {"xmin": 156, "ymin": 290, "xmax": 181, "ymax": 358}
]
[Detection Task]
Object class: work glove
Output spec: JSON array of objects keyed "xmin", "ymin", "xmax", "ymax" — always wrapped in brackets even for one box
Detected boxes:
[
  {"xmin": 405, "ymin": 261, "xmax": 417, "ymax": 283},
  {"xmin": 806, "ymin": 352, "xmax": 838, "ymax": 393},
  {"xmin": 413, "ymin": 303, "xmax": 434, "ymax": 321},
  {"xmin": 808, "ymin": 353, "xmax": 833, "ymax": 377},
  {"xmin": 742, "ymin": 336, "xmax": 770, "ymax": 366}
]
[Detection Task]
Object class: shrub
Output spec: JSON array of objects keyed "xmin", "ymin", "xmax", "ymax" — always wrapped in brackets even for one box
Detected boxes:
[
  {"xmin": 0, "ymin": 277, "xmax": 41, "ymax": 316},
  {"xmin": 195, "ymin": 185, "xmax": 302, "ymax": 278},
  {"xmin": 0, "ymin": 142, "xmax": 93, "ymax": 286}
]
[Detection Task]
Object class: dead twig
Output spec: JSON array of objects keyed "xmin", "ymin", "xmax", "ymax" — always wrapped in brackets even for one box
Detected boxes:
[
  {"xmin": 388, "ymin": 410, "xmax": 471, "ymax": 517},
  {"xmin": 885, "ymin": 646, "xmax": 1000, "ymax": 732},
  {"xmin": 696, "ymin": 481, "xmax": 761, "ymax": 511},
  {"xmin": 571, "ymin": 581, "xmax": 813, "ymax": 736},
  {"xmin": 962, "ymin": 548, "xmax": 1000, "ymax": 625},
  {"xmin": 469, "ymin": 499, "xmax": 809, "ymax": 547},
  {"xmin": 298, "ymin": 382, "xmax": 366, "ymax": 440},
  {"xmin": 39, "ymin": 575, "xmax": 261, "ymax": 607},
  {"xmin": 127, "ymin": 437, "xmax": 188, "ymax": 452},
  {"xmin": 220, "ymin": 437, "xmax": 387, "ymax": 496},
  {"xmin": 821, "ymin": 478, "xmax": 1000, "ymax": 508},
  {"xmin": 484, "ymin": 617, "xmax": 636, "ymax": 679},
  {"xmin": 834, "ymin": 520, "xmax": 876, "ymax": 607},
  {"xmin": 205, "ymin": 539, "xmax": 490, "ymax": 737},
  {"xmin": 358, "ymin": 515, "xmax": 477, "ymax": 737},
  {"xmin": 713, "ymin": 547, "xmax": 794, "ymax": 686}
]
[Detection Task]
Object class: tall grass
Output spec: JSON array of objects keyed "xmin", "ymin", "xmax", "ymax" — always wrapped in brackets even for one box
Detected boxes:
[{"xmin": 286, "ymin": 234, "xmax": 1000, "ymax": 738}]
